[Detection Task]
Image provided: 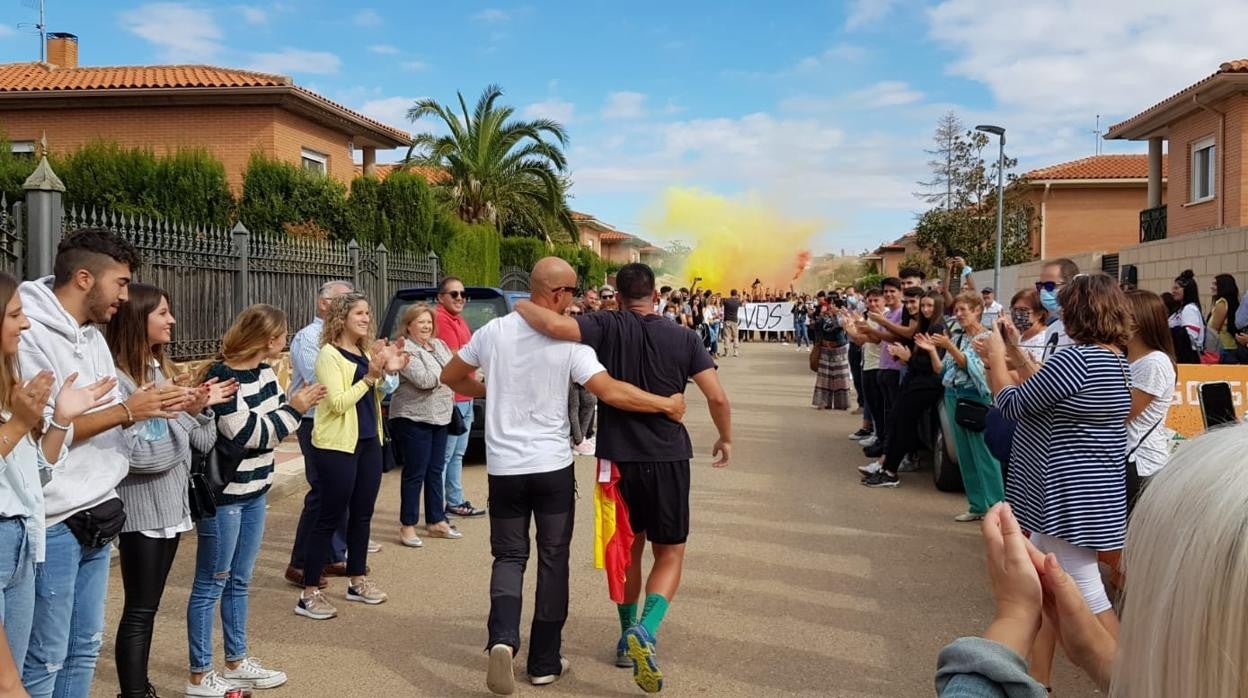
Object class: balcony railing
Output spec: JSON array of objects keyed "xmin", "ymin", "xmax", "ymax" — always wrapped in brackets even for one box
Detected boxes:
[{"xmin": 1140, "ymin": 204, "xmax": 1167, "ymax": 242}]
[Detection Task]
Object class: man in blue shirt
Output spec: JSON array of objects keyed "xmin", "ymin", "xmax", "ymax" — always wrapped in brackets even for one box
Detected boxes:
[{"xmin": 285, "ymin": 280, "xmax": 356, "ymax": 588}]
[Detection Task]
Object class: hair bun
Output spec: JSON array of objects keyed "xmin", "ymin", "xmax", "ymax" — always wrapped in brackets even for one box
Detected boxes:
[{"xmin": 1180, "ymin": 269, "xmax": 1195, "ymax": 280}]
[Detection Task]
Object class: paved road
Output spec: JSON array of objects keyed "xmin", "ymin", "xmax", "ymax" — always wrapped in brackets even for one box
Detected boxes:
[{"xmin": 90, "ymin": 342, "xmax": 1098, "ymax": 697}]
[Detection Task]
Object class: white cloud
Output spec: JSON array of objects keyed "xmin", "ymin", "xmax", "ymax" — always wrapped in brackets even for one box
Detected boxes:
[
  {"xmin": 602, "ymin": 91, "xmax": 647, "ymax": 120},
  {"xmin": 248, "ymin": 48, "xmax": 341, "ymax": 75},
  {"xmin": 0, "ymin": 25, "xmax": 15, "ymax": 38},
  {"xmin": 400, "ymin": 61, "xmax": 430, "ymax": 72},
  {"xmin": 356, "ymin": 96, "xmax": 422, "ymax": 131},
  {"xmin": 848, "ymin": 81, "xmax": 924, "ymax": 108},
  {"xmin": 353, "ymin": 9, "xmax": 383, "ymax": 27},
  {"xmin": 473, "ymin": 8, "xmax": 511, "ymax": 22},
  {"xmin": 524, "ymin": 98, "xmax": 575, "ymax": 123},
  {"xmin": 235, "ymin": 5, "xmax": 267, "ymax": 25},
  {"xmin": 121, "ymin": 3, "xmax": 223, "ymax": 62},
  {"xmin": 845, "ymin": 0, "xmax": 902, "ymax": 30},
  {"xmin": 369, "ymin": 44, "xmax": 400, "ymax": 55}
]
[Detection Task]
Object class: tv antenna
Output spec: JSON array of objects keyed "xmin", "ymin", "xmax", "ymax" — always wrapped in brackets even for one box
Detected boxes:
[
  {"xmin": 1089, "ymin": 114, "xmax": 1103, "ymax": 156},
  {"xmin": 17, "ymin": 0, "xmax": 46, "ymax": 62}
]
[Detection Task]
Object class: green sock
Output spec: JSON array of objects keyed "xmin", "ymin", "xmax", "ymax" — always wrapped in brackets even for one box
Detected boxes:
[
  {"xmin": 617, "ymin": 603, "xmax": 638, "ymax": 634},
  {"xmin": 640, "ymin": 593, "xmax": 670, "ymax": 638}
]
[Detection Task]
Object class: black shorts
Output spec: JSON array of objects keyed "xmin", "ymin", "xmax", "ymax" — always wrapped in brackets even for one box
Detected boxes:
[{"xmin": 616, "ymin": 460, "xmax": 690, "ymax": 545}]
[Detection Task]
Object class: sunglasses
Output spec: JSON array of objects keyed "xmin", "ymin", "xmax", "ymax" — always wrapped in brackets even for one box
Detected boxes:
[
  {"xmin": 553, "ymin": 286, "xmax": 581, "ymax": 295},
  {"xmin": 440, "ymin": 290, "xmax": 466, "ymax": 300},
  {"xmin": 1033, "ymin": 281, "xmax": 1065, "ymax": 293},
  {"xmin": 601, "ymin": 293, "xmax": 615, "ymax": 299}
]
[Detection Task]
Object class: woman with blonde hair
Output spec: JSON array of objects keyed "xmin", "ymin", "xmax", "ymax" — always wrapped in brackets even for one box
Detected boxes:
[
  {"xmin": 296, "ymin": 292, "xmax": 406, "ymax": 621},
  {"xmin": 389, "ymin": 302, "xmax": 460, "ymax": 547},
  {"xmin": 187, "ymin": 304, "xmax": 325, "ymax": 696},
  {"xmin": 937, "ymin": 425, "xmax": 1248, "ymax": 697}
]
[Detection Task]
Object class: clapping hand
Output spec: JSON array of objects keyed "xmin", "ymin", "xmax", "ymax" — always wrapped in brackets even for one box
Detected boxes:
[
  {"xmin": 289, "ymin": 383, "xmax": 327, "ymax": 414},
  {"xmin": 888, "ymin": 343, "xmax": 912, "ymax": 362},
  {"xmin": 980, "ymin": 503, "xmax": 1045, "ymax": 658},
  {"xmin": 51, "ymin": 373, "xmax": 116, "ymax": 426},
  {"xmin": 11, "ymin": 371, "xmax": 55, "ymax": 431},
  {"xmin": 383, "ymin": 337, "xmax": 410, "ymax": 372},
  {"xmin": 867, "ymin": 311, "xmax": 885, "ymax": 324},
  {"xmin": 203, "ymin": 377, "xmax": 239, "ymax": 408},
  {"xmin": 984, "ymin": 319, "xmax": 1008, "ymax": 358}
]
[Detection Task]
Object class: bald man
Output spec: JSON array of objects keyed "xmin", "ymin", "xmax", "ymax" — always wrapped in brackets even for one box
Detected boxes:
[{"xmin": 440, "ymin": 257, "xmax": 686, "ymax": 695}]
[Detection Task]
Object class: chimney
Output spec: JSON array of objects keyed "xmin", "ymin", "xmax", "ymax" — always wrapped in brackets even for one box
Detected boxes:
[{"xmin": 46, "ymin": 32, "xmax": 78, "ymax": 69}]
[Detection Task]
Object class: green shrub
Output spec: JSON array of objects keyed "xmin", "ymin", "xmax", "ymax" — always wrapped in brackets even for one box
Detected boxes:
[
  {"xmin": 57, "ymin": 141, "xmax": 161, "ymax": 218},
  {"xmin": 348, "ymin": 175, "xmax": 386, "ymax": 244},
  {"xmin": 551, "ymin": 243, "xmax": 608, "ymax": 288},
  {"xmin": 238, "ymin": 154, "xmax": 349, "ymax": 238},
  {"xmin": 379, "ymin": 170, "xmax": 435, "ymax": 252},
  {"xmin": 154, "ymin": 148, "xmax": 233, "ymax": 226},
  {"xmin": 440, "ymin": 214, "xmax": 500, "ymax": 286},
  {"xmin": 500, "ymin": 237, "xmax": 546, "ymax": 271},
  {"xmin": 0, "ymin": 133, "xmax": 36, "ymax": 204},
  {"xmin": 856, "ymin": 272, "xmax": 886, "ymax": 291}
]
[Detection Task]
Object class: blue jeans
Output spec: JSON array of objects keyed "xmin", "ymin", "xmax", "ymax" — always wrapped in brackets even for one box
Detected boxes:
[
  {"xmin": 187, "ymin": 494, "xmax": 266, "ymax": 674},
  {"xmin": 795, "ymin": 321, "xmax": 810, "ymax": 347},
  {"xmin": 0, "ymin": 518, "xmax": 35, "ymax": 672},
  {"xmin": 391, "ymin": 418, "xmax": 449, "ymax": 526},
  {"xmin": 443, "ymin": 401, "xmax": 474, "ymax": 507},
  {"xmin": 707, "ymin": 322, "xmax": 721, "ymax": 356},
  {"xmin": 23, "ymin": 521, "xmax": 112, "ymax": 698}
]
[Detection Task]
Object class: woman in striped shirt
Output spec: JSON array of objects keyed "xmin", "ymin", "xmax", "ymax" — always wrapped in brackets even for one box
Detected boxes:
[
  {"xmin": 984, "ymin": 273, "xmax": 1132, "ymax": 691},
  {"xmin": 185, "ymin": 305, "xmax": 325, "ymax": 698}
]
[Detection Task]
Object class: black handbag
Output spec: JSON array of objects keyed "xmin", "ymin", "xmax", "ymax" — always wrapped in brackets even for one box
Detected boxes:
[
  {"xmin": 64, "ymin": 497, "xmax": 127, "ymax": 549},
  {"xmin": 194, "ymin": 435, "xmax": 248, "ymax": 494},
  {"xmin": 448, "ymin": 404, "xmax": 468, "ymax": 436},
  {"xmin": 954, "ymin": 398, "xmax": 989, "ymax": 432},
  {"xmin": 187, "ymin": 466, "xmax": 217, "ymax": 521}
]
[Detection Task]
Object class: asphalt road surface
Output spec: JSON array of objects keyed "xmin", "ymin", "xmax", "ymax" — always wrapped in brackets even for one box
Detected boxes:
[{"xmin": 90, "ymin": 341, "xmax": 1100, "ymax": 697}]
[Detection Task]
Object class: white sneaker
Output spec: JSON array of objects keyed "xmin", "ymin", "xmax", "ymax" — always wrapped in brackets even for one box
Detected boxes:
[
  {"xmin": 367, "ymin": 539, "xmax": 382, "ymax": 554},
  {"xmin": 487, "ymin": 643, "xmax": 516, "ymax": 695},
  {"xmin": 530, "ymin": 657, "xmax": 571, "ymax": 686},
  {"xmin": 858, "ymin": 461, "xmax": 882, "ymax": 476},
  {"xmin": 222, "ymin": 657, "xmax": 288, "ymax": 689},
  {"xmin": 185, "ymin": 671, "xmax": 236, "ymax": 697},
  {"xmin": 898, "ymin": 455, "xmax": 921, "ymax": 473},
  {"xmin": 857, "ymin": 435, "xmax": 878, "ymax": 448}
]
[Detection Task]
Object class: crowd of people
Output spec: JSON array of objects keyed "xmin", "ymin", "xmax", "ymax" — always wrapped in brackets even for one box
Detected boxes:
[{"xmin": 0, "ymin": 227, "xmax": 733, "ymax": 698}]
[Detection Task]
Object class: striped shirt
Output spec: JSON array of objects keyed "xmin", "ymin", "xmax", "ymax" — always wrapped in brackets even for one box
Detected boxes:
[
  {"xmin": 997, "ymin": 344, "xmax": 1131, "ymax": 551},
  {"xmin": 205, "ymin": 361, "xmax": 301, "ymax": 505}
]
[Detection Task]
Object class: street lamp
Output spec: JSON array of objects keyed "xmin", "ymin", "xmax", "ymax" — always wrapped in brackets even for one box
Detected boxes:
[{"xmin": 976, "ymin": 124, "xmax": 1006, "ymax": 296}]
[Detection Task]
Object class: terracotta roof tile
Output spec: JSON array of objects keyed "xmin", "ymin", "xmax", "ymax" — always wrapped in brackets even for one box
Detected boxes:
[
  {"xmin": 351, "ymin": 163, "xmax": 448, "ymax": 184},
  {"xmin": 1023, "ymin": 154, "xmax": 1167, "ymax": 181},
  {"xmin": 599, "ymin": 230, "xmax": 632, "ymax": 242},
  {"xmin": 0, "ymin": 62, "xmax": 291, "ymax": 91},
  {"xmin": 570, "ymin": 210, "xmax": 593, "ymax": 221},
  {"xmin": 1108, "ymin": 59, "xmax": 1248, "ymax": 138}
]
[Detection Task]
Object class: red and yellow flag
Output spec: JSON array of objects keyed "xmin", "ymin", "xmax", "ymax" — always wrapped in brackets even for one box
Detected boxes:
[{"xmin": 593, "ymin": 458, "xmax": 634, "ymax": 603}]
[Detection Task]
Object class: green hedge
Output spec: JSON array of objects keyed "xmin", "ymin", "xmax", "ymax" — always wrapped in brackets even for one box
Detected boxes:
[
  {"xmin": 238, "ymin": 154, "xmax": 350, "ymax": 238},
  {"xmin": 440, "ymin": 214, "xmax": 501, "ymax": 286},
  {"xmin": 856, "ymin": 273, "xmax": 886, "ymax": 291},
  {"xmin": 500, "ymin": 237, "xmax": 546, "ymax": 271},
  {"xmin": 0, "ymin": 134, "xmax": 35, "ymax": 205},
  {"xmin": 552, "ymin": 243, "xmax": 608, "ymax": 288}
]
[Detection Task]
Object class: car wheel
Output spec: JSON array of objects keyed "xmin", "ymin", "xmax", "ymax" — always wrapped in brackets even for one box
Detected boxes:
[{"xmin": 932, "ymin": 426, "xmax": 965, "ymax": 492}]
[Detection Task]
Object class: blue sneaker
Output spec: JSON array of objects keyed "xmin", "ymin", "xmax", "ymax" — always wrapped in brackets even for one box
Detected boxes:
[
  {"xmin": 623, "ymin": 624, "xmax": 663, "ymax": 693},
  {"xmin": 615, "ymin": 635, "xmax": 632, "ymax": 668}
]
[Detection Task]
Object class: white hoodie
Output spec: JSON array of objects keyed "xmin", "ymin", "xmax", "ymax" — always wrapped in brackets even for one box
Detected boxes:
[{"xmin": 18, "ymin": 276, "xmax": 126, "ymax": 525}]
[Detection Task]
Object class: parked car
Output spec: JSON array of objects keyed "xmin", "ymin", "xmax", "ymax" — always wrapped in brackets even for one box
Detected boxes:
[
  {"xmin": 378, "ymin": 286, "xmax": 530, "ymax": 442},
  {"xmin": 916, "ymin": 400, "xmax": 964, "ymax": 492}
]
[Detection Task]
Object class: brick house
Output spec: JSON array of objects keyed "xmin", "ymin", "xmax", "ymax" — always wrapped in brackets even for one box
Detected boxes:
[
  {"xmin": 1020, "ymin": 154, "xmax": 1168, "ymax": 258},
  {"xmin": 862, "ymin": 233, "xmax": 916, "ymax": 277},
  {"xmin": 570, "ymin": 210, "xmax": 660, "ymax": 265},
  {"xmin": 0, "ymin": 33, "xmax": 410, "ymax": 190}
]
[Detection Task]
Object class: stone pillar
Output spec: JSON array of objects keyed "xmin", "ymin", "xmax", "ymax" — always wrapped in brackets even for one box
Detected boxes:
[
  {"xmin": 1147, "ymin": 137, "xmax": 1163, "ymax": 209},
  {"xmin": 363, "ymin": 147, "xmax": 377, "ymax": 177},
  {"xmin": 22, "ymin": 157, "xmax": 65, "ymax": 281},
  {"xmin": 231, "ymin": 222, "xmax": 251, "ymax": 315}
]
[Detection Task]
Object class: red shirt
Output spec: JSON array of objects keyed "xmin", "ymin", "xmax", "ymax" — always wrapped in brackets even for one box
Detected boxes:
[{"xmin": 436, "ymin": 304, "xmax": 473, "ymax": 402}]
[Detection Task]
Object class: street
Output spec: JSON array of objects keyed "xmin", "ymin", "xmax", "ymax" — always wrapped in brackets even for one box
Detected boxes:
[{"xmin": 91, "ymin": 342, "xmax": 1099, "ymax": 697}]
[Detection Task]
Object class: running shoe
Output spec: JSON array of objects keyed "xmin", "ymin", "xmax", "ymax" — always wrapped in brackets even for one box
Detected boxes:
[
  {"xmin": 858, "ymin": 461, "xmax": 882, "ymax": 476},
  {"xmin": 857, "ymin": 435, "xmax": 878, "ymax": 448},
  {"xmin": 346, "ymin": 578, "xmax": 388, "ymax": 605},
  {"xmin": 529, "ymin": 657, "xmax": 571, "ymax": 686},
  {"xmin": 222, "ymin": 657, "xmax": 288, "ymax": 689},
  {"xmin": 848, "ymin": 428, "xmax": 872, "ymax": 440},
  {"xmin": 862, "ymin": 471, "xmax": 900, "ymax": 488},
  {"xmin": 448, "ymin": 501, "xmax": 488, "ymax": 517},
  {"xmin": 898, "ymin": 455, "xmax": 920, "ymax": 473},
  {"xmin": 486, "ymin": 643, "xmax": 516, "ymax": 695},
  {"xmin": 294, "ymin": 590, "xmax": 338, "ymax": 620},
  {"xmin": 954, "ymin": 512, "xmax": 984, "ymax": 523},
  {"xmin": 623, "ymin": 624, "xmax": 663, "ymax": 693}
]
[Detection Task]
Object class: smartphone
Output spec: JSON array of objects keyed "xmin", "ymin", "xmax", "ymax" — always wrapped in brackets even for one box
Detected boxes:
[{"xmin": 1198, "ymin": 381, "xmax": 1238, "ymax": 429}]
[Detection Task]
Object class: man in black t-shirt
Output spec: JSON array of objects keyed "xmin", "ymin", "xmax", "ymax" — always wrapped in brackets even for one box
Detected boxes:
[
  {"xmin": 720, "ymin": 289, "xmax": 742, "ymax": 357},
  {"xmin": 515, "ymin": 263, "xmax": 731, "ymax": 695}
]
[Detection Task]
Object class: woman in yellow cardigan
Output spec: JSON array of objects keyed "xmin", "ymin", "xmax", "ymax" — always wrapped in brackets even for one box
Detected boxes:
[{"xmin": 295, "ymin": 292, "xmax": 407, "ymax": 621}]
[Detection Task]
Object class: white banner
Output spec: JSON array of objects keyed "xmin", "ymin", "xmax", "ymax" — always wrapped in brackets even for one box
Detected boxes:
[{"xmin": 740, "ymin": 302, "xmax": 794, "ymax": 332}]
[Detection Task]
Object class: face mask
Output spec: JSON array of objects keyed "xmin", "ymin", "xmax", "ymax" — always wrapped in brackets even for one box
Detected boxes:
[
  {"xmin": 1011, "ymin": 309, "xmax": 1033, "ymax": 331},
  {"xmin": 1040, "ymin": 289, "xmax": 1060, "ymax": 313}
]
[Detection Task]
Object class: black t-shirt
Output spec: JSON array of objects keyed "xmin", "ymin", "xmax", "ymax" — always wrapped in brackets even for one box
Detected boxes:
[
  {"xmin": 576, "ymin": 311, "xmax": 716, "ymax": 462},
  {"xmin": 722, "ymin": 298, "xmax": 742, "ymax": 323}
]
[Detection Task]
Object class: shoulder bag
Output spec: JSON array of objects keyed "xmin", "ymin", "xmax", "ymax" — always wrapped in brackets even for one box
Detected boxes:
[
  {"xmin": 952, "ymin": 332, "xmax": 989, "ymax": 431},
  {"xmin": 64, "ymin": 497, "xmax": 127, "ymax": 549},
  {"xmin": 420, "ymin": 344, "xmax": 468, "ymax": 436},
  {"xmin": 1126, "ymin": 417, "xmax": 1164, "ymax": 514}
]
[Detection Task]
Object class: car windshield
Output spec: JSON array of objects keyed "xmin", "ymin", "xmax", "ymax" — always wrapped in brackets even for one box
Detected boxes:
[{"xmin": 386, "ymin": 295, "xmax": 509, "ymax": 339}]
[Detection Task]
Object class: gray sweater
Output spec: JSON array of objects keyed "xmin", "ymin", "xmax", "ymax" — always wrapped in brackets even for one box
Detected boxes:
[
  {"xmin": 116, "ymin": 369, "xmax": 218, "ymax": 533},
  {"xmin": 389, "ymin": 338, "xmax": 454, "ymax": 426}
]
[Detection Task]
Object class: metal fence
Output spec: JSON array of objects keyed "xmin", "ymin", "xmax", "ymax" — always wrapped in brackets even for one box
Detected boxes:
[{"xmin": 52, "ymin": 205, "xmax": 440, "ymax": 359}]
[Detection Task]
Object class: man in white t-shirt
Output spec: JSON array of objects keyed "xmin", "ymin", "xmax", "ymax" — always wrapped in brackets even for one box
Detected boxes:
[{"xmin": 440, "ymin": 257, "xmax": 685, "ymax": 695}]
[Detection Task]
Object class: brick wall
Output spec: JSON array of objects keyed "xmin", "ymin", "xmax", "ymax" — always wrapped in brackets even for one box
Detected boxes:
[
  {"xmin": 1029, "ymin": 184, "xmax": 1162, "ymax": 258},
  {"xmin": 0, "ymin": 103, "xmax": 359, "ymax": 191},
  {"xmin": 967, "ymin": 251, "xmax": 1105, "ymax": 307},
  {"xmin": 1166, "ymin": 94, "xmax": 1248, "ymax": 235},
  {"xmin": 1119, "ymin": 226, "xmax": 1248, "ymax": 307}
]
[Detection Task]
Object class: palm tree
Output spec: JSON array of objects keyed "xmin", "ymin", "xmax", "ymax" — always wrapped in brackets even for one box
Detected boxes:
[{"xmin": 402, "ymin": 84, "xmax": 577, "ymax": 242}]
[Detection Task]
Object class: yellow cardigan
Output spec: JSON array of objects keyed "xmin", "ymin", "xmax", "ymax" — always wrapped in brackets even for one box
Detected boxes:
[{"xmin": 311, "ymin": 344, "xmax": 393, "ymax": 453}]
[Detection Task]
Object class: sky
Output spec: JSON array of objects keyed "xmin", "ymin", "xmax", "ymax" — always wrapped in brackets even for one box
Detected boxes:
[{"xmin": 1, "ymin": 0, "xmax": 1246, "ymax": 255}]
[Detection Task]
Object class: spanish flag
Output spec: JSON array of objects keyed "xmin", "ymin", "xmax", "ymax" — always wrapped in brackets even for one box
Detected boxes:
[{"xmin": 593, "ymin": 458, "xmax": 634, "ymax": 603}]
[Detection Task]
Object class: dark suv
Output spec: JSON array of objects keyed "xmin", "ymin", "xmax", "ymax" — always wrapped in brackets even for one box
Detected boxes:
[{"xmin": 378, "ymin": 286, "xmax": 530, "ymax": 440}]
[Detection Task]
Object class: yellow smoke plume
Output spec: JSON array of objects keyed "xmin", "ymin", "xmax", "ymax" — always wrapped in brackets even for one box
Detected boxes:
[{"xmin": 644, "ymin": 187, "xmax": 822, "ymax": 293}]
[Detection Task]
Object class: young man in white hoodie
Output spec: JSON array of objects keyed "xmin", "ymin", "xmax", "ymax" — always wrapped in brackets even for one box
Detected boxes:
[{"xmin": 19, "ymin": 228, "xmax": 172, "ymax": 698}]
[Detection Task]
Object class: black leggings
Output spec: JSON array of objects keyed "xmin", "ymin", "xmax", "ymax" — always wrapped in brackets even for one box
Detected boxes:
[
  {"xmin": 116, "ymin": 531, "xmax": 181, "ymax": 697},
  {"xmin": 882, "ymin": 382, "xmax": 944, "ymax": 472}
]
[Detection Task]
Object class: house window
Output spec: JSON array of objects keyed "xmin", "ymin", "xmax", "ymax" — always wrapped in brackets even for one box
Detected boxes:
[
  {"xmin": 301, "ymin": 148, "xmax": 328, "ymax": 175},
  {"xmin": 1190, "ymin": 137, "xmax": 1215, "ymax": 202},
  {"xmin": 10, "ymin": 141, "xmax": 35, "ymax": 159}
]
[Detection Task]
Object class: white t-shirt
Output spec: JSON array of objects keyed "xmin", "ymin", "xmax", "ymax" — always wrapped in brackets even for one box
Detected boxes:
[
  {"xmin": 458, "ymin": 313, "xmax": 606, "ymax": 476},
  {"xmin": 1041, "ymin": 318, "xmax": 1069, "ymax": 362},
  {"xmin": 703, "ymin": 306, "xmax": 719, "ymax": 323},
  {"xmin": 1168, "ymin": 303, "xmax": 1204, "ymax": 351},
  {"xmin": 862, "ymin": 320, "xmax": 881, "ymax": 371},
  {"xmin": 1128, "ymin": 351, "xmax": 1176, "ymax": 477},
  {"xmin": 1017, "ymin": 329, "xmax": 1050, "ymax": 363}
]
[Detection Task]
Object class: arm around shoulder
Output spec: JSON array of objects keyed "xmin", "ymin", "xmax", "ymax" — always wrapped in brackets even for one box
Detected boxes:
[{"xmin": 515, "ymin": 300, "xmax": 582, "ymax": 342}]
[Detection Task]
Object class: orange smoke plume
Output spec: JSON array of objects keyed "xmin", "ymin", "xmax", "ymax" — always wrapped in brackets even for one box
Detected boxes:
[{"xmin": 793, "ymin": 250, "xmax": 812, "ymax": 281}]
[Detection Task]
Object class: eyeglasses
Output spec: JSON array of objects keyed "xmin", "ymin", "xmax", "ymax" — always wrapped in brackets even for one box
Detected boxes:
[
  {"xmin": 440, "ymin": 290, "xmax": 466, "ymax": 300},
  {"xmin": 553, "ymin": 286, "xmax": 580, "ymax": 295},
  {"xmin": 601, "ymin": 293, "xmax": 615, "ymax": 299}
]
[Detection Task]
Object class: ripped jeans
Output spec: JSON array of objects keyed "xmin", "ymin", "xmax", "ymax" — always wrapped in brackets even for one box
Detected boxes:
[
  {"xmin": 187, "ymin": 494, "xmax": 266, "ymax": 674},
  {"xmin": 23, "ymin": 521, "xmax": 113, "ymax": 698}
]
